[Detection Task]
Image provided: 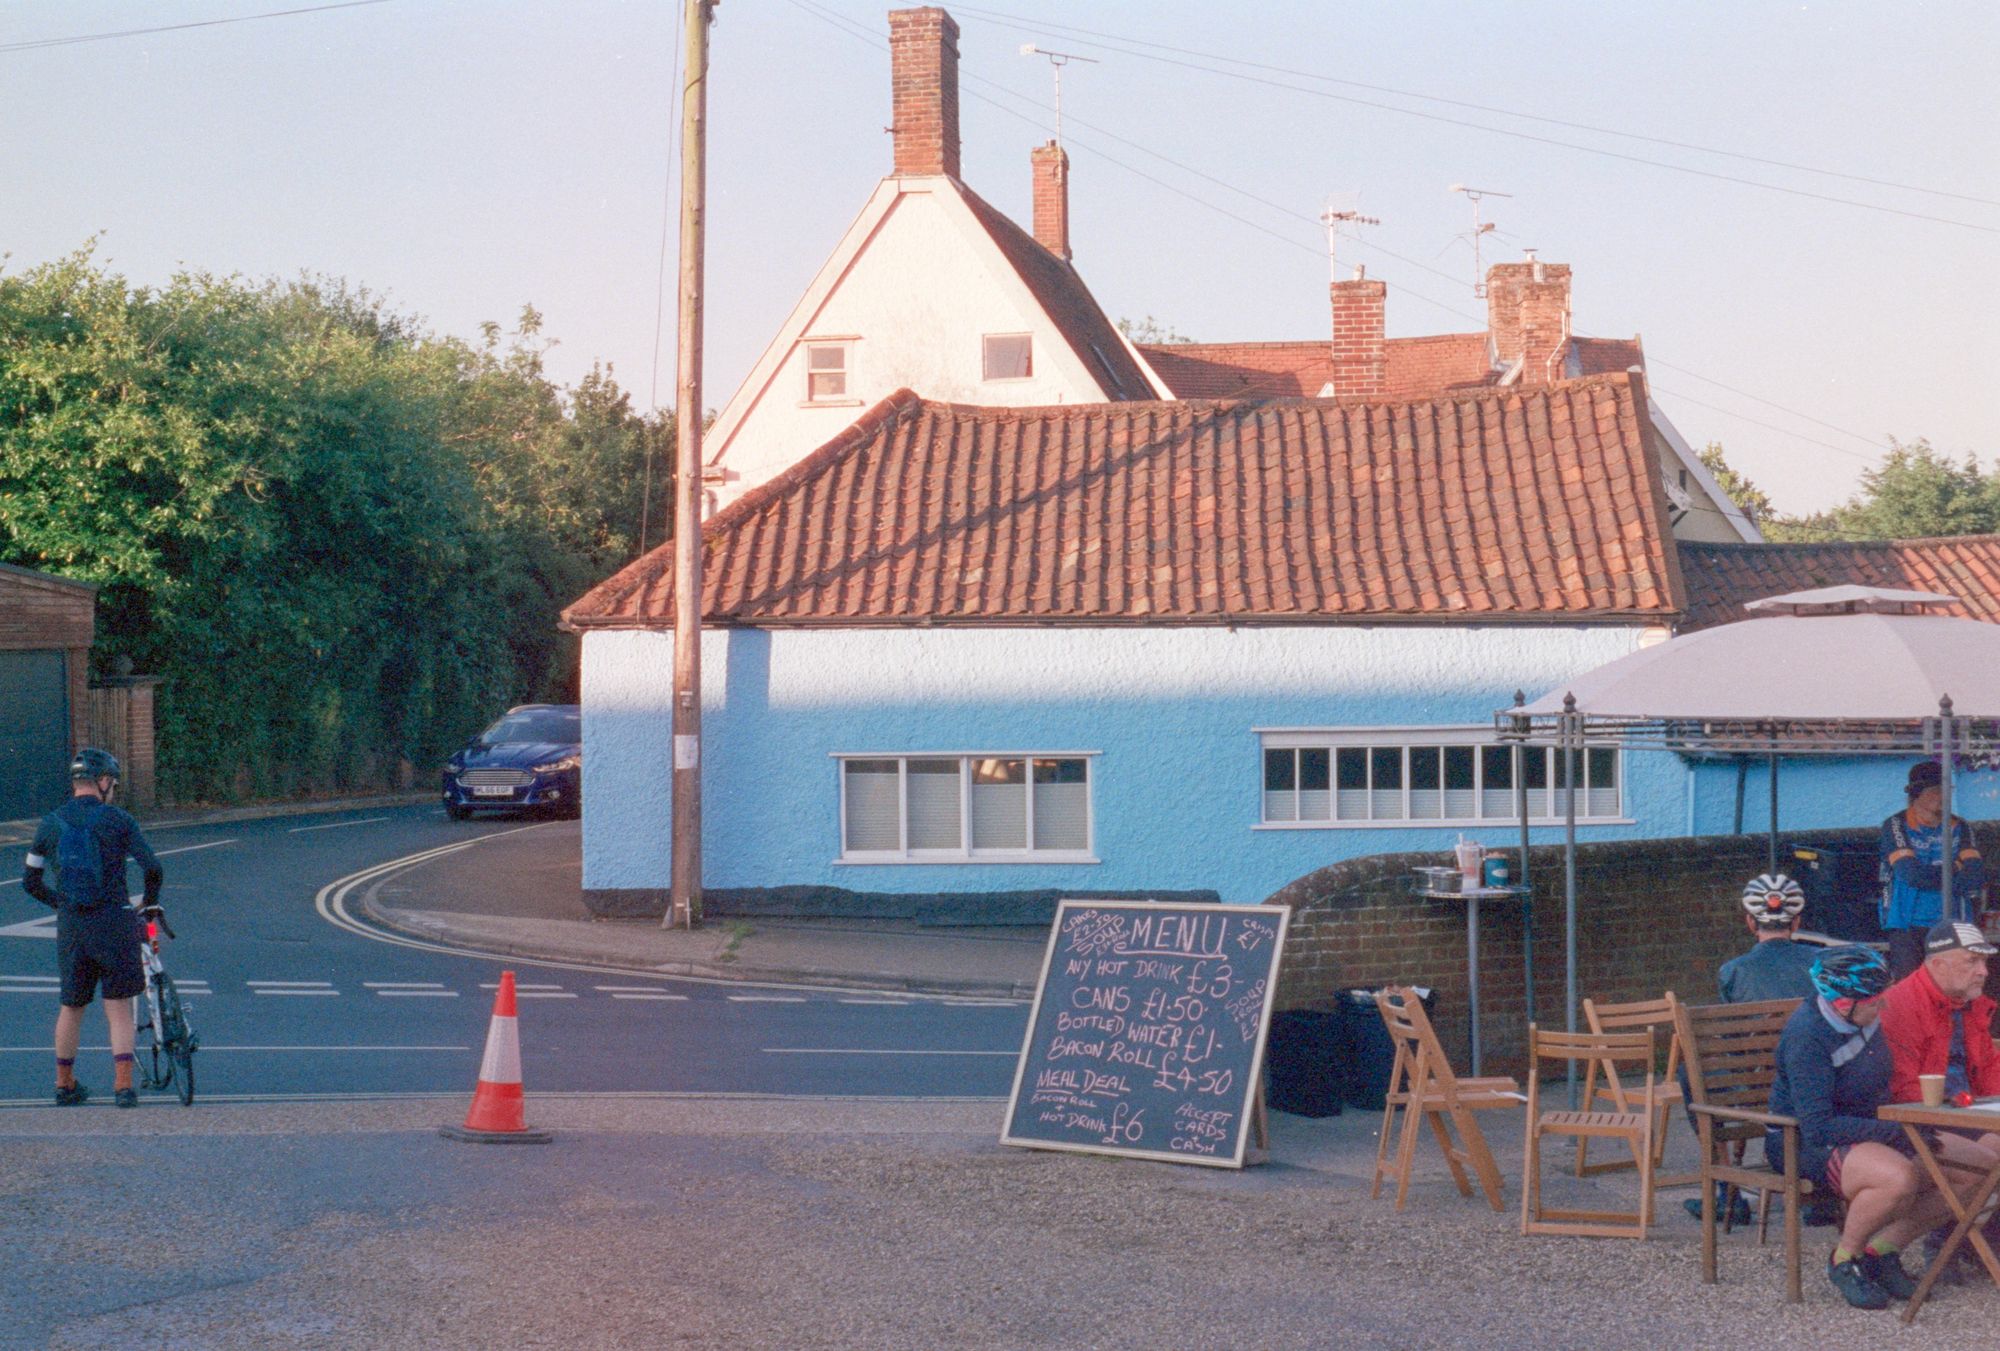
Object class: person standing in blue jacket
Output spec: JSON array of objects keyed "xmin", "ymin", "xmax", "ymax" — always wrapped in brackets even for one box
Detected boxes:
[{"xmin": 1881, "ymin": 760, "xmax": 1986, "ymax": 981}]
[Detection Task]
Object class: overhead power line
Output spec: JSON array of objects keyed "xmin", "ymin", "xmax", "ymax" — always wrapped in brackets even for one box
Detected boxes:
[
  {"xmin": 780, "ymin": 0, "xmax": 1898, "ymax": 471},
  {"xmin": 951, "ymin": 4, "xmax": 2000, "ymax": 211},
  {"xmin": 946, "ymin": 6, "xmax": 2000, "ymax": 235},
  {"xmin": 0, "ymin": 1, "xmax": 394, "ymax": 55}
]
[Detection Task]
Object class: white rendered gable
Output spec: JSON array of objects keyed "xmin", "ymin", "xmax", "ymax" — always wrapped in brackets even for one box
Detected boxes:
[{"xmin": 702, "ymin": 176, "xmax": 1151, "ymax": 514}]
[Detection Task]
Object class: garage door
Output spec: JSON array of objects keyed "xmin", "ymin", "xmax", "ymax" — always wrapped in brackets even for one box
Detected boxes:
[{"xmin": 0, "ymin": 651, "xmax": 70, "ymax": 822}]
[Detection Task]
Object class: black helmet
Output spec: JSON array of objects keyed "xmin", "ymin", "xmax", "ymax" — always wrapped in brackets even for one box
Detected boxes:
[
  {"xmin": 70, "ymin": 747, "xmax": 121, "ymax": 782},
  {"xmin": 1809, "ymin": 945, "xmax": 1891, "ymax": 1004}
]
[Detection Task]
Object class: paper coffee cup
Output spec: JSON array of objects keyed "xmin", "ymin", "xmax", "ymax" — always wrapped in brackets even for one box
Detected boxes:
[{"xmin": 1920, "ymin": 1074, "xmax": 1946, "ymax": 1107}]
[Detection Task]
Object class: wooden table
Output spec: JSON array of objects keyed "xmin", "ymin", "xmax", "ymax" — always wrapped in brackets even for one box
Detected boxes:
[{"xmin": 1878, "ymin": 1101, "xmax": 2000, "ymax": 1322}]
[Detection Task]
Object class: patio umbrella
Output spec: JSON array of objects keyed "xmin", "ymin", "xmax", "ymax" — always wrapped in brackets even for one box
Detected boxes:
[{"xmin": 1505, "ymin": 586, "xmax": 2000, "ymax": 1079}]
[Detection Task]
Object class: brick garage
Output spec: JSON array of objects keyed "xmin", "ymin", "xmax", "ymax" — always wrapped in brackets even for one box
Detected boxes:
[
  {"xmin": 0, "ymin": 562, "xmax": 95, "ymax": 821},
  {"xmin": 1262, "ymin": 823, "xmax": 2000, "ymax": 1076}
]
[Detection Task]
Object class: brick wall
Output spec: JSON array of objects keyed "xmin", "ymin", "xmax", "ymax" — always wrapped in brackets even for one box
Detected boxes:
[
  {"xmin": 1262, "ymin": 823, "xmax": 2000, "ymax": 1075},
  {"xmin": 888, "ymin": 7, "xmax": 960, "ymax": 179},
  {"xmin": 1030, "ymin": 141, "xmax": 1070, "ymax": 260},
  {"xmin": 1329, "ymin": 277, "xmax": 1386, "ymax": 398},
  {"xmin": 1486, "ymin": 260, "xmax": 1572, "ymax": 386}
]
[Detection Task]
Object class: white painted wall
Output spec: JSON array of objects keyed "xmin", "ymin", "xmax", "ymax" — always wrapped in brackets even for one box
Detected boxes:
[{"xmin": 705, "ymin": 180, "xmax": 1116, "ymax": 513}]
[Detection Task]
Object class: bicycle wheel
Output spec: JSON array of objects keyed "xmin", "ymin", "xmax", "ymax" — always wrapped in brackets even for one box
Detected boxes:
[
  {"xmin": 156, "ymin": 974, "xmax": 197, "ymax": 1107},
  {"xmin": 136, "ymin": 979, "xmax": 168, "ymax": 1091}
]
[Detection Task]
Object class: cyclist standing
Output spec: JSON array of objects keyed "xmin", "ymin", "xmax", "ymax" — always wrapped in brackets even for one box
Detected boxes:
[{"xmin": 20, "ymin": 749, "xmax": 165, "ymax": 1108}]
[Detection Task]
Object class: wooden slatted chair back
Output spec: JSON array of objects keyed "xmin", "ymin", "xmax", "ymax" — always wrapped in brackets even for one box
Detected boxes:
[{"xmin": 1677, "ymin": 998, "xmax": 1799, "ymax": 1142}]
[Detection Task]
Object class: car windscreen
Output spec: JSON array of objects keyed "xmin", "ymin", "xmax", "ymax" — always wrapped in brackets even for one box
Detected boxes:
[{"xmin": 478, "ymin": 710, "xmax": 581, "ymax": 745}]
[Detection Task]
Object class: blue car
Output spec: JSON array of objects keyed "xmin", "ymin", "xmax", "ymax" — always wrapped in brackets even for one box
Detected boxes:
[{"xmin": 442, "ymin": 704, "xmax": 582, "ymax": 820}]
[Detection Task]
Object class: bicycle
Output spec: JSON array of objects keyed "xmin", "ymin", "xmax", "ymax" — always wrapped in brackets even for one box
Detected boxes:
[{"xmin": 133, "ymin": 910, "xmax": 197, "ymax": 1106}]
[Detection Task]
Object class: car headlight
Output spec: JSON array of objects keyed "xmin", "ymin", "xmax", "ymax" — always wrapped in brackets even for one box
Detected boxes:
[{"xmin": 533, "ymin": 754, "xmax": 581, "ymax": 774}]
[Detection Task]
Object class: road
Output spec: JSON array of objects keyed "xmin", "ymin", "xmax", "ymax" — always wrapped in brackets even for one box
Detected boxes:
[{"xmin": 0, "ymin": 805, "xmax": 1027, "ymax": 1106}]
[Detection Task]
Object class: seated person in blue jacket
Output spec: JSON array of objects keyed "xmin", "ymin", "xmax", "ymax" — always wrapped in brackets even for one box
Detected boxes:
[
  {"xmin": 1882, "ymin": 760, "xmax": 1986, "ymax": 981},
  {"xmin": 1770, "ymin": 945, "xmax": 1966, "ymax": 1310},
  {"xmin": 1719, "ymin": 873, "xmax": 1821, "ymax": 1003}
]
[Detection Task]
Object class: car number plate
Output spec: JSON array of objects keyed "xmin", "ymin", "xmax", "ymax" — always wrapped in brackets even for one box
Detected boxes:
[{"xmin": 472, "ymin": 786, "xmax": 515, "ymax": 797}]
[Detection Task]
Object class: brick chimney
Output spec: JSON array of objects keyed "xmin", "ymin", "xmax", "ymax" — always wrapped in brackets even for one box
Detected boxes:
[
  {"xmin": 1030, "ymin": 141, "xmax": 1070, "ymax": 260},
  {"xmin": 889, "ymin": 8, "xmax": 961, "ymax": 179},
  {"xmin": 1329, "ymin": 269, "xmax": 1387, "ymax": 398},
  {"xmin": 1486, "ymin": 254, "xmax": 1572, "ymax": 385}
]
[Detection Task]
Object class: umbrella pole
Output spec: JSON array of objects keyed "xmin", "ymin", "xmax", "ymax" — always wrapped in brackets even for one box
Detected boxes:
[
  {"xmin": 1768, "ymin": 751, "xmax": 1779, "ymax": 874},
  {"xmin": 1940, "ymin": 697, "xmax": 1956, "ymax": 921},
  {"xmin": 1516, "ymin": 735, "xmax": 1533, "ymax": 1029},
  {"xmin": 1563, "ymin": 696, "xmax": 1579, "ymax": 1109}
]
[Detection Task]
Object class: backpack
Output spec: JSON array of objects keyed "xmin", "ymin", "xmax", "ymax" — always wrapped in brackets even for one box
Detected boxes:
[{"xmin": 56, "ymin": 802, "xmax": 108, "ymax": 907}]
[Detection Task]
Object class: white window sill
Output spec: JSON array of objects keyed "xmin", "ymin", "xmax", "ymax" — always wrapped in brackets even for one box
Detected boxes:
[
  {"xmin": 834, "ymin": 853, "xmax": 1101, "ymax": 866},
  {"xmin": 980, "ymin": 376, "xmax": 1035, "ymax": 385},
  {"xmin": 801, "ymin": 399, "xmax": 864, "ymax": 409},
  {"xmin": 1253, "ymin": 818, "xmax": 1635, "ymax": 831}
]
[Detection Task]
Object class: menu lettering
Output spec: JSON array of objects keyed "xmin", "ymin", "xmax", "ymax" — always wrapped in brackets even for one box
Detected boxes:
[{"xmin": 1002, "ymin": 900, "xmax": 1290, "ymax": 1168}]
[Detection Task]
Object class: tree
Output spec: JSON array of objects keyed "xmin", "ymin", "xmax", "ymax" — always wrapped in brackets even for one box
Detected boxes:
[
  {"xmin": 1117, "ymin": 315, "xmax": 1196, "ymax": 345},
  {"xmin": 0, "ymin": 246, "xmax": 663, "ymax": 800},
  {"xmin": 1696, "ymin": 442, "xmax": 1772, "ymax": 524},
  {"xmin": 1762, "ymin": 440, "xmax": 2000, "ymax": 542}
]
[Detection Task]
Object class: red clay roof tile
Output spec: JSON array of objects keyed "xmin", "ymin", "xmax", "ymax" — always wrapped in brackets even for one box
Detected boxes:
[
  {"xmin": 566, "ymin": 373, "xmax": 1684, "ymax": 630},
  {"xmin": 1678, "ymin": 538, "xmax": 2000, "ymax": 631}
]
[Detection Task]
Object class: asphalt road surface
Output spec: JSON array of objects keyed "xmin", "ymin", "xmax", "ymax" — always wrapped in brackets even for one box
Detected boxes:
[{"xmin": 0, "ymin": 806, "xmax": 1027, "ymax": 1106}]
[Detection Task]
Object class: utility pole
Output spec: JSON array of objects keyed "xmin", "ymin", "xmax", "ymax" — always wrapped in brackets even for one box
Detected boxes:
[{"xmin": 669, "ymin": 0, "xmax": 716, "ymax": 930}]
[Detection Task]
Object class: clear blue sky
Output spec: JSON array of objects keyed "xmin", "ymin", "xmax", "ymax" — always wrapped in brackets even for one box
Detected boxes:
[{"xmin": 5, "ymin": 0, "xmax": 1995, "ymax": 515}]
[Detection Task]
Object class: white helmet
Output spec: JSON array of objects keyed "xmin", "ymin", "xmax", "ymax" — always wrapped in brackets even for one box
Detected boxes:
[{"xmin": 1742, "ymin": 873, "xmax": 1805, "ymax": 927}]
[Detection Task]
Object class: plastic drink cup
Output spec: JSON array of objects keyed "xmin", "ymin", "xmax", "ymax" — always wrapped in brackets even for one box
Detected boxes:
[
  {"xmin": 1920, "ymin": 1074, "xmax": 1946, "ymax": 1107},
  {"xmin": 1455, "ymin": 838, "xmax": 1483, "ymax": 883}
]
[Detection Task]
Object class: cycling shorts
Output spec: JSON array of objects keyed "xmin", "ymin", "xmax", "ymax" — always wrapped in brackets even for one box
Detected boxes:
[{"xmin": 56, "ymin": 905, "xmax": 144, "ymax": 1007}]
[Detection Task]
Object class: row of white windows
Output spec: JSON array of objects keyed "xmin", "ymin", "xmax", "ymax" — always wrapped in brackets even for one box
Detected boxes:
[
  {"xmin": 805, "ymin": 335, "xmax": 1032, "ymax": 402},
  {"xmin": 837, "ymin": 737, "xmax": 1624, "ymax": 862}
]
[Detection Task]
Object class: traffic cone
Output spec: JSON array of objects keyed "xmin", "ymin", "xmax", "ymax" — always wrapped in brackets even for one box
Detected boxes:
[{"xmin": 440, "ymin": 970, "xmax": 552, "ymax": 1144}]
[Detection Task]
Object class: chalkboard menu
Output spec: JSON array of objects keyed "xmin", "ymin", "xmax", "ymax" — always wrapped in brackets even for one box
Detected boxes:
[{"xmin": 1001, "ymin": 899, "xmax": 1291, "ymax": 1169}]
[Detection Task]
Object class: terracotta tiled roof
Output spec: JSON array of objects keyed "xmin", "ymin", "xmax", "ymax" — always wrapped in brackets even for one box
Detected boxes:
[
  {"xmin": 956, "ymin": 186, "xmax": 1157, "ymax": 401},
  {"xmin": 1141, "ymin": 333, "xmax": 1648, "ymax": 402},
  {"xmin": 1678, "ymin": 538, "xmax": 2000, "ymax": 631},
  {"xmin": 1140, "ymin": 335, "xmax": 1497, "ymax": 401},
  {"xmin": 565, "ymin": 372, "xmax": 1685, "ymax": 629}
]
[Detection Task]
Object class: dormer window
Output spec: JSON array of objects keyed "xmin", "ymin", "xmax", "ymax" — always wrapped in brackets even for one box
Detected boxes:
[
  {"xmin": 805, "ymin": 342, "xmax": 850, "ymax": 402},
  {"xmin": 982, "ymin": 333, "xmax": 1033, "ymax": 382}
]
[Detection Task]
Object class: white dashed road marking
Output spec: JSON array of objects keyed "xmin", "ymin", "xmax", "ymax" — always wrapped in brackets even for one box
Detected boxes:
[
  {"xmin": 364, "ymin": 982, "xmax": 445, "ymax": 989},
  {"xmin": 729, "ymin": 995, "xmax": 807, "ymax": 1003},
  {"xmin": 287, "ymin": 817, "xmax": 390, "ymax": 834},
  {"xmin": 249, "ymin": 981, "xmax": 338, "ymax": 997},
  {"xmin": 838, "ymin": 998, "xmax": 911, "ymax": 1006},
  {"xmin": 610, "ymin": 993, "xmax": 687, "ymax": 1001},
  {"xmin": 374, "ymin": 990, "xmax": 459, "ymax": 998}
]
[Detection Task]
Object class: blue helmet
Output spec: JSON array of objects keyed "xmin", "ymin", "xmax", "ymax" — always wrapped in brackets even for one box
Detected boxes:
[{"xmin": 1809, "ymin": 945, "xmax": 1891, "ymax": 1003}]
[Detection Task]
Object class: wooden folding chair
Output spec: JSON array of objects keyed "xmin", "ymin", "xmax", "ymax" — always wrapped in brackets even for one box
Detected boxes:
[
  {"xmin": 1575, "ymin": 994, "xmax": 1694, "ymax": 1190},
  {"xmin": 1370, "ymin": 986, "xmax": 1525, "ymax": 1212},
  {"xmin": 1522, "ymin": 1024, "xmax": 1657, "ymax": 1238},
  {"xmin": 1673, "ymin": 997, "xmax": 1812, "ymax": 1303}
]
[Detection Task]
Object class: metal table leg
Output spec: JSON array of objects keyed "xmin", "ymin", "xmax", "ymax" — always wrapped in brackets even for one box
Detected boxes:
[{"xmin": 1468, "ymin": 892, "xmax": 1482, "ymax": 1077}]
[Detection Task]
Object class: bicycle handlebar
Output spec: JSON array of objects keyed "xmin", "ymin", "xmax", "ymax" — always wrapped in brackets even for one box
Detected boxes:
[{"xmin": 155, "ymin": 913, "xmax": 177, "ymax": 941}]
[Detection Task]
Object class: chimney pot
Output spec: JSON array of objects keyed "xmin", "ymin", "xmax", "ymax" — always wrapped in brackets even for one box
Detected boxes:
[{"xmin": 888, "ymin": 8, "xmax": 961, "ymax": 179}]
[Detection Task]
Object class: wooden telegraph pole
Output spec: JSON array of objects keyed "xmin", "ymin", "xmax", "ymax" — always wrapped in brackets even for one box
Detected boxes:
[{"xmin": 669, "ymin": 0, "xmax": 716, "ymax": 929}]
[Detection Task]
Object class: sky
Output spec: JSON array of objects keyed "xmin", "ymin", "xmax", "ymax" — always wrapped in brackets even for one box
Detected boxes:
[{"xmin": 4, "ymin": 0, "xmax": 1996, "ymax": 516}]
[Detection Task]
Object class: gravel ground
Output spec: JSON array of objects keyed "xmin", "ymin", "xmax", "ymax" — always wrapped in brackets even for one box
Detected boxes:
[{"xmin": 3, "ymin": 1098, "xmax": 1991, "ymax": 1349}]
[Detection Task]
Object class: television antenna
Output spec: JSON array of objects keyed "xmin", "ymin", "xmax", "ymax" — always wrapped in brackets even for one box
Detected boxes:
[
  {"xmin": 1019, "ymin": 45, "xmax": 1099, "ymax": 149},
  {"xmin": 1450, "ymin": 184, "xmax": 1511, "ymax": 298},
  {"xmin": 1319, "ymin": 200, "xmax": 1381, "ymax": 283}
]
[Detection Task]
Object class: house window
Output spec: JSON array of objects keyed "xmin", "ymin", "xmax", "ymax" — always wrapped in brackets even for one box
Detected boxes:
[
  {"xmin": 982, "ymin": 333, "xmax": 1033, "ymax": 381},
  {"xmin": 1257, "ymin": 729, "xmax": 1622, "ymax": 827},
  {"xmin": 838, "ymin": 753, "xmax": 1095, "ymax": 861},
  {"xmin": 805, "ymin": 342, "xmax": 850, "ymax": 401}
]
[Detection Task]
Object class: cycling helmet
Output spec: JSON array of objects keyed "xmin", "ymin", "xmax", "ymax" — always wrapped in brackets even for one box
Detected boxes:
[
  {"xmin": 1809, "ymin": 945, "xmax": 1891, "ymax": 1004},
  {"xmin": 69, "ymin": 747, "xmax": 121, "ymax": 782},
  {"xmin": 1742, "ymin": 873, "xmax": 1806, "ymax": 927}
]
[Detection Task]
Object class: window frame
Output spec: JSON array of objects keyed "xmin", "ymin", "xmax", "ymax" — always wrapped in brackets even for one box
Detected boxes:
[
  {"xmin": 802, "ymin": 338, "xmax": 858, "ymax": 405},
  {"xmin": 1252, "ymin": 726, "xmax": 1628, "ymax": 829},
  {"xmin": 980, "ymin": 332, "xmax": 1035, "ymax": 383},
  {"xmin": 834, "ymin": 750, "xmax": 1099, "ymax": 864}
]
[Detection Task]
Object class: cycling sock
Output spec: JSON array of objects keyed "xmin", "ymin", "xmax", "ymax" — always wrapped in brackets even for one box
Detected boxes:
[
  {"xmin": 1833, "ymin": 1245, "xmax": 1856, "ymax": 1265},
  {"xmin": 55, "ymin": 1056, "xmax": 75, "ymax": 1087},
  {"xmin": 1866, "ymin": 1240, "xmax": 1901, "ymax": 1258},
  {"xmin": 113, "ymin": 1052, "xmax": 134, "ymax": 1089}
]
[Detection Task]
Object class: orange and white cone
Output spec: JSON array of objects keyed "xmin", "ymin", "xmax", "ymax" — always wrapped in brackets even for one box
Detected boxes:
[{"xmin": 440, "ymin": 970, "xmax": 552, "ymax": 1144}]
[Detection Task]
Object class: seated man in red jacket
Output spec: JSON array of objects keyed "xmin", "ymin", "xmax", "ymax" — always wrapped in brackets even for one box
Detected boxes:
[{"xmin": 1880, "ymin": 918, "xmax": 2000, "ymax": 1271}]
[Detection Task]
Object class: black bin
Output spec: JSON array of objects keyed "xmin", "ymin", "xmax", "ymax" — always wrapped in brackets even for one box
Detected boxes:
[
  {"xmin": 1341, "ymin": 986, "xmax": 1436, "ymax": 1111},
  {"xmin": 1265, "ymin": 1010, "xmax": 1345, "ymax": 1117},
  {"xmin": 1792, "ymin": 843, "xmax": 1883, "ymax": 942}
]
